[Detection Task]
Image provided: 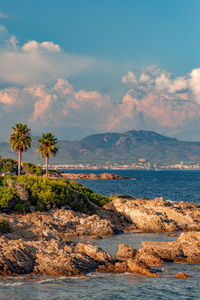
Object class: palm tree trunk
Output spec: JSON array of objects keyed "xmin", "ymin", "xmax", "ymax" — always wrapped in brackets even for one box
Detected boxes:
[
  {"xmin": 18, "ymin": 151, "xmax": 21, "ymax": 176},
  {"xmin": 46, "ymin": 157, "xmax": 49, "ymax": 177}
]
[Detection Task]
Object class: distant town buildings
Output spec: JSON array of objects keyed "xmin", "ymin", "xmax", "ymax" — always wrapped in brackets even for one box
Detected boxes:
[{"xmin": 50, "ymin": 160, "xmax": 200, "ymax": 170}]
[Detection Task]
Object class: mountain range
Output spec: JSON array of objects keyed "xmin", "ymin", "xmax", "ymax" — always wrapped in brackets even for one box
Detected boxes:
[{"xmin": 1, "ymin": 130, "xmax": 200, "ymax": 164}]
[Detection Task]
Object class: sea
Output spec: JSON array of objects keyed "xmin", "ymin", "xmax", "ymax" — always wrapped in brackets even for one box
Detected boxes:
[{"xmin": 1, "ymin": 170, "xmax": 200, "ymax": 300}]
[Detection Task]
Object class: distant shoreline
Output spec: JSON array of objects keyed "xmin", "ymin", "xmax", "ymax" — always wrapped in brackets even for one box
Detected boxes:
[{"xmin": 51, "ymin": 166, "xmax": 200, "ymax": 171}]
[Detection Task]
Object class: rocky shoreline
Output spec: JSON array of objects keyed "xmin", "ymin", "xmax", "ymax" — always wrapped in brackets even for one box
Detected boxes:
[
  {"xmin": 60, "ymin": 173, "xmax": 131, "ymax": 180},
  {"xmin": 0, "ymin": 196, "xmax": 199, "ymax": 278}
]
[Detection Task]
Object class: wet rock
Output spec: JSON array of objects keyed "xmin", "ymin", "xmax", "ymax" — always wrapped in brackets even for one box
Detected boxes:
[
  {"xmin": 135, "ymin": 250, "xmax": 164, "ymax": 266},
  {"xmin": 127, "ymin": 259, "xmax": 160, "ymax": 277},
  {"xmin": 114, "ymin": 261, "xmax": 128, "ymax": 273},
  {"xmin": 138, "ymin": 232, "xmax": 200, "ymax": 264},
  {"xmin": 75, "ymin": 242, "xmax": 114, "ymax": 263},
  {"xmin": 116, "ymin": 243, "xmax": 137, "ymax": 260},
  {"xmin": 176, "ymin": 272, "xmax": 190, "ymax": 279},
  {"xmin": 0, "ymin": 239, "xmax": 34, "ymax": 275}
]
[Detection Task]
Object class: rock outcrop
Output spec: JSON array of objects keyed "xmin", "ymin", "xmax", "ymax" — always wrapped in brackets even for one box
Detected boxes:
[
  {"xmin": 0, "ymin": 212, "xmax": 199, "ymax": 277},
  {"xmin": 0, "ymin": 208, "xmax": 114, "ymax": 241},
  {"xmin": 61, "ymin": 173, "xmax": 130, "ymax": 180},
  {"xmin": 0, "ymin": 238, "xmax": 159, "ymax": 277},
  {"xmin": 136, "ymin": 232, "xmax": 200, "ymax": 264},
  {"xmin": 106, "ymin": 197, "xmax": 200, "ymax": 232}
]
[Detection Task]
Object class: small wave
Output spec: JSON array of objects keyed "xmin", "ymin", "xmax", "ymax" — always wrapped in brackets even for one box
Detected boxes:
[
  {"xmin": 0, "ymin": 281, "xmax": 24, "ymax": 287},
  {"xmin": 166, "ymin": 199, "xmax": 178, "ymax": 203}
]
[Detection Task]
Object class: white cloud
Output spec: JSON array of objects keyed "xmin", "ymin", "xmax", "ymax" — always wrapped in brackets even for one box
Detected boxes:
[
  {"xmin": 189, "ymin": 68, "xmax": 200, "ymax": 104},
  {"xmin": 0, "ymin": 28, "xmax": 96, "ymax": 86},
  {"xmin": 22, "ymin": 40, "xmax": 61, "ymax": 52},
  {"xmin": 0, "ymin": 73, "xmax": 200, "ymax": 141},
  {"xmin": 122, "ymin": 71, "xmax": 137, "ymax": 84}
]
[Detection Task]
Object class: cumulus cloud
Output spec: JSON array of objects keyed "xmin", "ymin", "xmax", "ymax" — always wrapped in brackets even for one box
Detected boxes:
[
  {"xmin": 189, "ymin": 68, "xmax": 200, "ymax": 104},
  {"xmin": 22, "ymin": 40, "xmax": 61, "ymax": 52},
  {"xmin": 0, "ymin": 29, "xmax": 96, "ymax": 85},
  {"xmin": 1, "ymin": 53, "xmax": 200, "ymax": 141},
  {"xmin": 1, "ymin": 70, "xmax": 200, "ymax": 141},
  {"xmin": 121, "ymin": 65, "xmax": 200, "ymax": 104}
]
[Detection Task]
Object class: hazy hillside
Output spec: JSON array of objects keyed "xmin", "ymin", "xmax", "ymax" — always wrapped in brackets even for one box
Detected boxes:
[{"xmin": 1, "ymin": 130, "xmax": 200, "ymax": 164}]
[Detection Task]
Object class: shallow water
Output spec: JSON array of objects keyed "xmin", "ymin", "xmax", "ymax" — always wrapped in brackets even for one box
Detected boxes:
[{"xmin": 1, "ymin": 170, "xmax": 200, "ymax": 299}]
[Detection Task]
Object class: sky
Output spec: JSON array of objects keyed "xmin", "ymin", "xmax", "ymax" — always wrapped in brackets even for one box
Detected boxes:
[{"xmin": 0, "ymin": 0, "xmax": 200, "ymax": 141}]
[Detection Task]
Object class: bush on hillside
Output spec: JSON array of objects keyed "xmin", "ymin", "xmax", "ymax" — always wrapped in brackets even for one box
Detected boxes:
[
  {"xmin": 69, "ymin": 181, "xmax": 111, "ymax": 206},
  {"xmin": 0, "ymin": 158, "xmax": 17, "ymax": 174},
  {"xmin": 0, "ymin": 186, "xmax": 18, "ymax": 209},
  {"xmin": 22, "ymin": 162, "xmax": 43, "ymax": 176},
  {"xmin": 0, "ymin": 218, "xmax": 11, "ymax": 233},
  {"xmin": 17, "ymin": 175, "xmax": 95, "ymax": 213}
]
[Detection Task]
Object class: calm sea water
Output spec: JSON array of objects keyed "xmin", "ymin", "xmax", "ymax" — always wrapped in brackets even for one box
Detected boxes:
[
  {"xmin": 75, "ymin": 169, "xmax": 200, "ymax": 203},
  {"xmin": 1, "ymin": 170, "xmax": 200, "ymax": 299}
]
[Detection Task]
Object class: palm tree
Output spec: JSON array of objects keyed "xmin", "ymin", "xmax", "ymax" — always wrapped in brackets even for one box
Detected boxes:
[
  {"xmin": 9, "ymin": 123, "xmax": 32, "ymax": 176},
  {"xmin": 37, "ymin": 133, "xmax": 58, "ymax": 177}
]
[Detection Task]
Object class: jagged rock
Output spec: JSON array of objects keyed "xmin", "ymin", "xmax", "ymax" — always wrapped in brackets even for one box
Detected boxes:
[
  {"xmin": 116, "ymin": 243, "xmax": 137, "ymax": 260},
  {"xmin": 127, "ymin": 259, "xmax": 160, "ymax": 277},
  {"xmin": 0, "ymin": 208, "xmax": 115, "ymax": 241},
  {"xmin": 135, "ymin": 251, "xmax": 164, "ymax": 266},
  {"xmin": 75, "ymin": 243, "xmax": 114, "ymax": 263},
  {"xmin": 0, "ymin": 239, "xmax": 34, "ymax": 275},
  {"xmin": 114, "ymin": 261, "xmax": 128, "ymax": 273},
  {"xmin": 138, "ymin": 232, "xmax": 200, "ymax": 264},
  {"xmin": 108, "ymin": 197, "xmax": 200, "ymax": 232}
]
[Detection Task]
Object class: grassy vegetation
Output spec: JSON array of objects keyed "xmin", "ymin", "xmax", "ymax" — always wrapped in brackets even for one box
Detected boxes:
[
  {"xmin": 0, "ymin": 173, "xmax": 112, "ymax": 213},
  {"xmin": 16, "ymin": 175, "xmax": 96, "ymax": 213}
]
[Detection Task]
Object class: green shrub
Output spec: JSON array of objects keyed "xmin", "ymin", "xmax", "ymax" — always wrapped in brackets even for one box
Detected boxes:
[
  {"xmin": 0, "ymin": 187, "xmax": 18, "ymax": 208},
  {"xmin": 0, "ymin": 176, "xmax": 4, "ymax": 186},
  {"xmin": 69, "ymin": 181, "xmax": 111, "ymax": 206},
  {"xmin": 17, "ymin": 175, "xmax": 95, "ymax": 213},
  {"xmin": 14, "ymin": 202, "xmax": 30, "ymax": 213},
  {"xmin": 0, "ymin": 158, "xmax": 17, "ymax": 174},
  {"xmin": 23, "ymin": 162, "xmax": 43, "ymax": 176},
  {"xmin": 22, "ymin": 162, "xmax": 36, "ymax": 174},
  {"xmin": 35, "ymin": 166, "xmax": 43, "ymax": 176},
  {"xmin": 0, "ymin": 218, "xmax": 11, "ymax": 233}
]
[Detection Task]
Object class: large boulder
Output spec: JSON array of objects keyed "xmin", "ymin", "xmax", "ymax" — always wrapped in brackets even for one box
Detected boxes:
[
  {"xmin": 137, "ymin": 232, "xmax": 200, "ymax": 264},
  {"xmin": 116, "ymin": 243, "xmax": 137, "ymax": 260},
  {"xmin": 75, "ymin": 242, "xmax": 114, "ymax": 263},
  {"xmin": 108, "ymin": 197, "xmax": 200, "ymax": 232}
]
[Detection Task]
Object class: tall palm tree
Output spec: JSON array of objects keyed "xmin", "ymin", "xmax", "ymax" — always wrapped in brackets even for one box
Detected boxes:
[
  {"xmin": 37, "ymin": 133, "xmax": 58, "ymax": 177},
  {"xmin": 9, "ymin": 123, "xmax": 32, "ymax": 176}
]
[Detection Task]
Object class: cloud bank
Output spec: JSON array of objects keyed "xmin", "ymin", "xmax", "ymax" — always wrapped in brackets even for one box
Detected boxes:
[
  {"xmin": 0, "ymin": 27, "xmax": 200, "ymax": 140},
  {"xmin": 1, "ymin": 64, "xmax": 200, "ymax": 141}
]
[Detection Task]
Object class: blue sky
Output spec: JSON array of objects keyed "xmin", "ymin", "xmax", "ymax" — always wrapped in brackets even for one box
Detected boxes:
[
  {"xmin": 1, "ymin": 0, "xmax": 200, "ymax": 74},
  {"xmin": 0, "ymin": 0, "xmax": 200, "ymax": 141}
]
